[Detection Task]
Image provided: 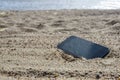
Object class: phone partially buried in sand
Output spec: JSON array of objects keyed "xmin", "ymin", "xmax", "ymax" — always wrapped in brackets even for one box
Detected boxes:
[{"xmin": 57, "ymin": 36, "xmax": 110, "ymax": 59}]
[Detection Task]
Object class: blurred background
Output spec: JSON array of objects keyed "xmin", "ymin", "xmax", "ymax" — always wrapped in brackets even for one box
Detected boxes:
[{"xmin": 0, "ymin": 0, "xmax": 120, "ymax": 10}]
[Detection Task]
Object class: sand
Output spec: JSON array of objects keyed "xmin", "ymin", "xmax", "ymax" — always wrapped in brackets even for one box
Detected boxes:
[{"xmin": 0, "ymin": 10, "xmax": 120, "ymax": 80}]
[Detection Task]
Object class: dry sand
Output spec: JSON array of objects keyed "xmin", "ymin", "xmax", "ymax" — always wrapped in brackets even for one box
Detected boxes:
[{"xmin": 0, "ymin": 10, "xmax": 120, "ymax": 80}]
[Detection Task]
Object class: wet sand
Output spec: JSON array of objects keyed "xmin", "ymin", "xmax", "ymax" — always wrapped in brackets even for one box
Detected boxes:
[{"xmin": 0, "ymin": 10, "xmax": 120, "ymax": 80}]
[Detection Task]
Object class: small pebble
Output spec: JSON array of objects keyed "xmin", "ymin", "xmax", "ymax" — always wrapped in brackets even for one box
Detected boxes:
[
  {"xmin": 96, "ymin": 74, "xmax": 101, "ymax": 79},
  {"xmin": 84, "ymin": 72, "xmax": 88, "ymax": 75},
  {"xmin": 99, "ymin": 71, "xmax": 102, "ymax": 74}
]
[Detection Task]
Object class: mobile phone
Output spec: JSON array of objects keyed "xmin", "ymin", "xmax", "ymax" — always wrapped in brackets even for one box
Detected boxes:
[{"xmin": 57, "ymin": 36, "xmax": 110, "ymax": 59}]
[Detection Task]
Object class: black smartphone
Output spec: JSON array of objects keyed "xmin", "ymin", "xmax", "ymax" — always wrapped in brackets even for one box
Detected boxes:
[{"xmin": 57, "ymin": 36, "xmax": 110, "ymax": 59}]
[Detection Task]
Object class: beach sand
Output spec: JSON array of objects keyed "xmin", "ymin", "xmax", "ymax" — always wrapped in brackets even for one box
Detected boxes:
[{"xmin": 0, "ymin": 10, "xmax": 120, "ymax": 80}]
